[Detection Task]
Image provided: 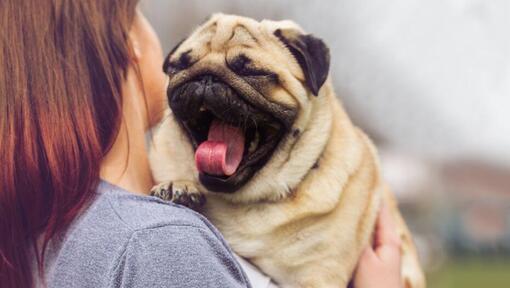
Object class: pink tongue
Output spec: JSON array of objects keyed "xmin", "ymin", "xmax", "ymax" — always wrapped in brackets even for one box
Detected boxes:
[{"xmin": 195, "ymin": 120, "xmax": 245, "ymax": 176}]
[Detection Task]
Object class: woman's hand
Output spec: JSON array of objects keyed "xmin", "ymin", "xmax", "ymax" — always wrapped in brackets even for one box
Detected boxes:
[{"xmin": 353, "ymin": 202, "xmax": 403, "ymax": 288}]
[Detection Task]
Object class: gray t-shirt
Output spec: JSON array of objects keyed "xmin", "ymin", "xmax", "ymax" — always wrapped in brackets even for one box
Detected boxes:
[{"xmin": 37, "ymin": 180, "xmax": 251, "ymax": 288}]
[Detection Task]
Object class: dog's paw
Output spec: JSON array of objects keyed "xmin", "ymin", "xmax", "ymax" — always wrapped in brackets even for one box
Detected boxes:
[{"xmin": 151, "ymin": 181, "xmax": 206, "ymax": 210}]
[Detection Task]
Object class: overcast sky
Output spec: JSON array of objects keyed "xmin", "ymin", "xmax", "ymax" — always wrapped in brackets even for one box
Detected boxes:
[{"xmin": 142, "ymin": 0, "xmax": 510, "ymax": 165}]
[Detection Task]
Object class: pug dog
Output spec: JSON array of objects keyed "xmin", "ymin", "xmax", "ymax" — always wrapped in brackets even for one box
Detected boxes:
[{"xmin": 150, "ymin": 13, "xmax": 426, "ymax": 288}]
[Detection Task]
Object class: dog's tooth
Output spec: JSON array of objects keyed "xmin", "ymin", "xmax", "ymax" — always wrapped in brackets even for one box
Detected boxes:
[
  {"xmin": 249, "ymin": 130, "xmax": 261, "ymax": 153},
  {"xmin": 249, "ymin": 141, "xmax": 257, "ymax": 153}
]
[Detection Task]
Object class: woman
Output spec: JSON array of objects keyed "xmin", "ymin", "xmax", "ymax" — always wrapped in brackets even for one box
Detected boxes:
[{"xmin": 0, "ymin": 1, "xmax": 403, "ymax": 287}]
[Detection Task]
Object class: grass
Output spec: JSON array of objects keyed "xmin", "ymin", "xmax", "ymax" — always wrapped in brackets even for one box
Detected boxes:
[{"xmin": 427, "ymin": 258, "xmax": 510, "ymax": 288}]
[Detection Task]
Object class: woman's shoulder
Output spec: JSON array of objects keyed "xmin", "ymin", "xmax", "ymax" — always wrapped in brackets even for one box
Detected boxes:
[
  {"xmin": 96, "ymin": 181, "xmax": 250, "ymax": 287},
  {"xmin": 43, "ymin": 181, "xmax": 250, "ymax": 288},
  {"xmin": 97, "ymin": 180, "xmax": 211, "ymax": 232},
  {"xmin": 111, "ymin": 220, "xmax": 250, "ymax": 287}
]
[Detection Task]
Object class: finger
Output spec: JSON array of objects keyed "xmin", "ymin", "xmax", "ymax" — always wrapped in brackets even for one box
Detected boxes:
[
  {"xmin": 376, "ymin": 243, "xmax": 402, "ymax": 268},
  {"xmin": 355, "ymin": 246, "xmax": 378, "ymax": 281},
  {"xmin": 359, "ymin": 246, "xmax": 377, "ymax": 264},
  {"xmin": 375, "ymin": 202, "xmax": 401, "ymax": 249}
]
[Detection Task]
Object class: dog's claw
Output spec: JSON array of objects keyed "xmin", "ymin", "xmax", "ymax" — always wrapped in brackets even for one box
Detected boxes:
[
  {"xmin": 151, "ymin": 182, "xmax": 173, "ymax": 201},
  {"xmin": 151, "ymin": 181, "xmax": 205, "ymax": 210}
]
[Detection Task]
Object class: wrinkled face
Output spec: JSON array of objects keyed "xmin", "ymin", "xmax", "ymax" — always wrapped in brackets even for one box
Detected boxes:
[{"xmin": 163, "ymin": 14, "xmax": 330, "ymax": 193}]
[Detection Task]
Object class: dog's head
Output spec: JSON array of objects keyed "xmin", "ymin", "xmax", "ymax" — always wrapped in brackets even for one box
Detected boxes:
[{"xmin": 163, "ymin": 14, "xmax": 330, "ymax": 196}]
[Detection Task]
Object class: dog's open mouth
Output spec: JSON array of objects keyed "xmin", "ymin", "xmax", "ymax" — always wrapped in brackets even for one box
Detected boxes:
[{"xmin": 168, "ymin": 74, "xmax": 289, "ymax": 193}]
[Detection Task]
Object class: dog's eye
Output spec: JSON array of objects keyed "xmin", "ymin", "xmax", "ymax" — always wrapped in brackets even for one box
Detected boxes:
[
  {"xmin": 228, "ymin": 55, "xmax": 275, "ymax": 78},
  {"xmin": 228, "ymin": 55, "xmax": 251, "ymax": 74}
]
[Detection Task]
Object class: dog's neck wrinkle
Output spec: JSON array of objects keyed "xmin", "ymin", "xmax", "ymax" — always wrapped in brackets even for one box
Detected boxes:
[
  {"xmin": 286, "ymin": 88, "xmax": 335, "ymax": 181},
  {"xmin": 291, "ymin": 90, "xmax": 365, "ymax": 213}
]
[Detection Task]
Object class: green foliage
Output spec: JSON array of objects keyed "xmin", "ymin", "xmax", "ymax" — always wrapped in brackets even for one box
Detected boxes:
[{"xmin": 427, "ymin": 258, "xmax": 510, "ymax": 288}]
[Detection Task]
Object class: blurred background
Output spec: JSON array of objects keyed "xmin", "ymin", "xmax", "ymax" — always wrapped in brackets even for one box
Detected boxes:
[{"xmin": 142, "ymin": 1, "xmax": 510, "ymax": 287}]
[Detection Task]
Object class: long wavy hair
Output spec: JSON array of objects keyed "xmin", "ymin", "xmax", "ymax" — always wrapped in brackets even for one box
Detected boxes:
[{"xmin": 0, "ymin": 0, "xmax": 139, "ymax": 287}]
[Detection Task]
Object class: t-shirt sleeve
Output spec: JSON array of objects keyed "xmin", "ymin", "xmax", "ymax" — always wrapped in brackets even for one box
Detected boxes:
[{"xmin": 108, "ymin": 224, "xmax": 251, "ymax": 288}]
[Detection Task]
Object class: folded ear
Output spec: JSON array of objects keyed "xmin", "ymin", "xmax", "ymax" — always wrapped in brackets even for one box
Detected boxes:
[{"xmin": 274, "ymin": 29, "xmax": 330, "ymax": 96}]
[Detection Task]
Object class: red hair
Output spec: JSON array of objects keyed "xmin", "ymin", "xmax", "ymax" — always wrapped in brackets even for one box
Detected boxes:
[{"xmin": 0, "ymin": 0, "xmax": 139, "ymax": 287}]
